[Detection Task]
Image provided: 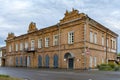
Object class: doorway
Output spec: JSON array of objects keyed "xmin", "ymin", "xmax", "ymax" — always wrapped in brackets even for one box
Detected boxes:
[{"xmin": 68, "ymin": 58, "xmax": 74, "ymax": 69}]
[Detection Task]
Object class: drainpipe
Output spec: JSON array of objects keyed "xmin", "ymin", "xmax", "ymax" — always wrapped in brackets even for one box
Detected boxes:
[
  {"xmin": 57, "ymin": 23, "xmax": 60, "ymax": 68},
  {"xmin": 106, "ymin": 29, "xmax": 108, "ymax": 64},
  {"xmin": 84, "ymin": 18, "xmax": 87, "ymax": 70}
]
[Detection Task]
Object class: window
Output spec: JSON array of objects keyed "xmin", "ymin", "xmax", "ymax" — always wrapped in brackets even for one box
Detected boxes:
[
  {"xmin": 68, "ymin": 31, "xmax": 74, "ymax": 44},
  {"xmin": 45, "ymin": 37, "xmax": 49, "ymax": 47},
  {"xmin": 94, "ymin": 57, "xmax": 97, "ymax": 67},
  {"xmin": 94, "ymin": 33, "xmax": 97, "ymax": 44},
  {"xmin": 90, "ymin": 31, "xmax": 93, "ymax": 43},
  {"xmin": 9, "ymin": 45, "xmax": 12, "ymax": 52},
  {"xmin": 111, "ymin": 39, "xmax": 113, "ymax": 48},
  {"xmin": 20, "ymin": 43, "xmax": 23, "ymax": 51},
  {"xmin": 53, "ymin": 35, "xmax": 58, "ymax": 46},
  {"xmin": 15, "ymin": 44, "xmax": 18, "ymax": 51},
  {"xmin": 102, "ymin": 58, "xmax": 104, "ymax": 64},
  {"xmin": 102, "ymin": 36, "xmax": 104, "ymax": 46},
  {"xmin": 31, "ymin": 40, "xmax": 35, "ymax": 50},
  {"xmin": 25, "ymin": 42, "xmax": 28, "ymax": 49},
  {"xmin": 38, "ymin": 38, "xmax": 42, "ymax": 48},
  {"xmin": 89, "ymin": 56, "xmax": 93, "ymax": 68},
  {"xmin": 114, "ymin": 39, "xmax": 116, "ymax": 49},
  {"xmin": 107, "ymin": 38, "xmax": 109, "ymax": 47}
]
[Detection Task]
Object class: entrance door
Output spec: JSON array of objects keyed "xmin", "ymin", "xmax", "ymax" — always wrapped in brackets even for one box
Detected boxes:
[
  {"xmin": 2, "ymin": 59, "xmax": 5, "ymax": 66},
  {"xmin": 45, "ymin": 55, "xmax": 49, "ymax": 68},
  {"xmin": 53, "ymin": 55, "xmax": 58, "ymax": 68},
  {"xmin": 38, "ymin": 55, "xmax": 42, "ymax": 67},
  {"xmin": 68, "ymin": 58, "xmax": 74, "ymax": 69},
  {"xmin": 27, "ymin": 56, "xmax": 30, "ymax": 67},
  {"xmin": 16, "ymin": 57, "xmax": 18, "ymax": 67},
  {"xmin": 24, "ymin": 56, "xmax": 27, "ymax": 67},
  {"xmin": 20, "ymin": 57, "xmax": 23, "ymax": 66}
]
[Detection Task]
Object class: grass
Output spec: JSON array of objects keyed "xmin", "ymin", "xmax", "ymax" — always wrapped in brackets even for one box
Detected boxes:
[{"xmin": 0, "ymin": 74, "xmax": 23, "ymax": 80}]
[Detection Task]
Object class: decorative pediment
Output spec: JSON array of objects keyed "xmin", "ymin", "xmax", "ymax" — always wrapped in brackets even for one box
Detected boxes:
[
  {"xmin": 28, "ymin": 22, "xmax": 38, "ymax": 33},
  {"xmin": 7, "ymin": 32, "xmax": 15, "ymax": 39},
  {"xmin": 60, "ymin": 8, "xmax": 87, "ymax": 24}
]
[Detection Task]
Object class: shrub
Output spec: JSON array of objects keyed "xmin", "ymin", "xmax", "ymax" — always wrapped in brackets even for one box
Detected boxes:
[
  {"xmin": 0, "ymin": 74, "xmax": 10, "ymax": 77},
  {"xmin": 98, "ymin": 63, "xmax": 120, "ymax": 71},
  {"xmin": 108, "ymin": 63, "xmax": 115, "ymax": 68}
]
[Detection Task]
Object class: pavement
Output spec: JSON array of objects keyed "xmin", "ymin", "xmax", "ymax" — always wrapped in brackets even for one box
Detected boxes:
[{"xmin": 0, "ymin": 67, "xmax": 120, "ymax": 80}]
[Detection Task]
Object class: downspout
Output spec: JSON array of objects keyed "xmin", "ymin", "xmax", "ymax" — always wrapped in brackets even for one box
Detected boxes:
[
  {"xmin": 57, "ymin": 23, "xmax": 60, "ymax": 68},
  {"xmin": 116, "ymin": 36, "xmax": 118, "ymax": 60},
  {"xmin": 84, "ymin": 17, "xmax": 87, "ymax": 70},
  {"xmin": 106, "ymin": 29, "xmax": 108, "ymax": 64}
]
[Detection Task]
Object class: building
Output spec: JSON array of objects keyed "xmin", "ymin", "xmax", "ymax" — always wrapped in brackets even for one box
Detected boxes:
[
  {"xmin": 5, "ymin": 9, "xmax": 118, "ymax": 69},
  {"xmin": 0, "ymin": 46, "xmax": 6, "ymax": 66}
]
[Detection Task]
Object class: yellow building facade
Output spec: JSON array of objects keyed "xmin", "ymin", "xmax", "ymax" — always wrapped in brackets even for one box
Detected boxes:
[{"xmin": 5, "ymin": 9, "xmax": 118, "ymax": 69}]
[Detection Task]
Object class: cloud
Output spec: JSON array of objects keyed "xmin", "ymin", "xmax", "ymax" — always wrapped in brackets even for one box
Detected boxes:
[{"xmin": 0, "ymin": 0, "xmax": 120, "ymax": 51}]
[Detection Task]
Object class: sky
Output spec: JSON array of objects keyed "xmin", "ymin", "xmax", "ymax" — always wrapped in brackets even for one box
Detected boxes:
[{"xmin": 0, "ymin": 0, "xmax": 120, "ymax": 52}]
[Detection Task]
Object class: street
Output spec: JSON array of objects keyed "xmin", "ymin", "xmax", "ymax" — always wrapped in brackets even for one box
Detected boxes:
[{"xmin": 0, "ymin": 67, "xmax": 120, "ymax": 80}]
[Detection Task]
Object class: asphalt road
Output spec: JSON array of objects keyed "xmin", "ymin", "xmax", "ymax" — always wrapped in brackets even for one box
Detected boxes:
[{"xmin": 0, "ymin": 67, "xmax": 120, "ymax": 80}]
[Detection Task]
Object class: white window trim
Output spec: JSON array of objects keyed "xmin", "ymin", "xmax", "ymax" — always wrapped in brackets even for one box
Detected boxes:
[
  {"xmin": 102, "ymin": 36, "xmax": 104, "ymax": 46},
  {"xmin": 45, "ymin": 37, "xmax": 49, "ymax": 47},
  {"xmin": 53, "ymin": 35, "xmax": 58, "ymax": 46},
  {"xmin": 68, "ymin": 31, "xmax": 74, "ymax": 44},
  {"xmin": 38, "ymin": 38, "xmax": 42, "ymax": 48},
  {"xmin": 107, "ymin": 39, "xmax": 109, "ymax": 47},
  {"xmin": 20, "ymin": 43, "xmax": 23, "ymax": 51},
  {"xmin": 90, "ymin": 31, "xmax": 93, "ymax": 43},
  {"xmin": 94, "ymin": 57, "xmax": 97, "ymax": 67},
  {"xmin": 9, "ymin": 45, "xmax": 12, "ymax": 52},
  {"xmin": 94, "ymin": 33, "xmax": 97, "ymax": 44},
  {"xmin": 31, "ymin": 40, "xmax": 35, "ymax": 50},
  {"xmin": 15, "ymin": 44, "xmax": 18, "ymax": 51},
  {"xmin": 25, "ymin": 42, "xmax": 28, "ymax": 49}
]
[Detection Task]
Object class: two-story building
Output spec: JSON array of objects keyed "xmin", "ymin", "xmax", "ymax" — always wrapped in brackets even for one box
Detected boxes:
[
  {"xmin": 0, "ymin": 46, "xmax": 6, "ymax": 66},
  {"xmin": 5, "ymin": 9, "xmax": 118, "ymax": 69}
]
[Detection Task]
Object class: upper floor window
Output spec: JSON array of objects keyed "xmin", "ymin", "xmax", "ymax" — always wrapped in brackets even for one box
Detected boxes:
[
  {"xmin": 114, "ymin": 39, "xmax": 116, "ymax": 49},
  {"xmin": 107, "ymin": 38, "xmax": 109, "ymax": 47},
  {"xmin": 45, "ymin": 37, "xmax": 49, "ymax": 47},
  {"xmin": 20, "ymin": 43, "xmax": 23, "ymax": 51},
  {"xmin": 111, "ymin": 39, "xmax": 113, "ymax": 49},
  {"xmin": 15, "ymin": 44, "xmax": 18, "ymax": 51},
  {"xmin": 25, "ymin": 42, "xmax": 28, "ymax": 49},
  {"xmin": 111, "ymin": 38, "xmax": 117, "ymax": 49},
  {"xmin": 31, "ymin": 40, "xmax": 35, "ymax": 50},
  {"xmin": 53, "ymin": 35, "xmax": 58, "ymax": 46},
  {"xmin": 94, "ymin": 33, "xmax": 97, "ymax": 44},
  {"xmin": 102, "ymin": 36, "xmax": 104, "ymax": 46},
  {"xmin": 9, "ymin": 45, "xmax": 12, "ymax": 52},
  {"xmin": 68, "ymin": 31, "xmax": 74, "ymax": 44},
  {"xmin": 38, "ymin": 38, "xmax": 42, "ymax": 48},
  {"xmin": 90, "ymin": 31, "xmax": 93, "ymax": 43}
]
